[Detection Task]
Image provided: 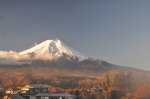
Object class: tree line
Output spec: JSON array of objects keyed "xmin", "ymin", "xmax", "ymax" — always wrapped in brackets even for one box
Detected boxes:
[{"xmin": 0, "ymin": 68, "xmax": 150, "ymax": 99}]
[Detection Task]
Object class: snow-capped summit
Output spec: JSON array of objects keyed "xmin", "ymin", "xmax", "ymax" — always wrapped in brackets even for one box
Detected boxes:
[
  {"xmin": 19, "ymin": 39, "xmax": 88, "ymax": 61},
  {"xmin": 0, "ymin": 39, "xmax": 145, "ymax": 73}
]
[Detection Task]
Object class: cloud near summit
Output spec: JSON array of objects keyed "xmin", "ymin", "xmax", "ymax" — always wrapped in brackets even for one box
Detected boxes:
[{"xmin": 0, "ymin": 51, "xmax": 58, "ymax": 65}]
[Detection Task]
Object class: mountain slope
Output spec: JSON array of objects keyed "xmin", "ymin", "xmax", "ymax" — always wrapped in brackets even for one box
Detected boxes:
[
  {"xmin": 0, "ymin": 39, "xmax": 149, "ymax": 73},
  {"xmin": 19, "ymin": 39, "xmax": 87, "ymax": 62}
]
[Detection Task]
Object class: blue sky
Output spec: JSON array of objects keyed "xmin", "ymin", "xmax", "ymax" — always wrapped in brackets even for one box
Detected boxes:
[{"xmin": 0, "ymin": 0, "xmax": 150, "ymax": 70}]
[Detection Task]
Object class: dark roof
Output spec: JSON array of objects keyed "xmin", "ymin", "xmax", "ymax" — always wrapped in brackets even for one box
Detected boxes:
[
  {"xmin": 36, "ymin": 93, "xmax": 76, "ymax": 97},
  {"xmin": 10, "ymin": 94, "xmax": 25, "ymax": 99}
]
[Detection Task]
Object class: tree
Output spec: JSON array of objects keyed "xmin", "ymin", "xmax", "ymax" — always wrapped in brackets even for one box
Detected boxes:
[
  {"xmin": 110, "ymin": 90, "xmax": 124, "ymax": 99},
  {"xmin": 74, "ymin": 89, "xmax": 80, "ymax": 96},
  {"xmin": 134, "ymin": 79, "xmax": 150, "ymax": 99},
  {"xmin": 112, "ymin": 72, "xmax": 134, "ymax": 92},
  {"xmin": 1, "ymin": 73, "xmax": 32, "ymax": 93},
  {"xmin": 101, "ymin": 72, "xmax": 112, "ymax": 92},
  {"xmin": 78, "ymin": 78, "xmax": 93, "ymax": 89}
]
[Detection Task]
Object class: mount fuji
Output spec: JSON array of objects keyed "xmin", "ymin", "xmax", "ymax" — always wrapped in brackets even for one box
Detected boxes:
[
  {"xmin": 19, "ymin": 39, "xmax": 87, "ymax": 62},
  {"xmin": 0, "ymin": 39, "xmax": 148, "ymax": 72}
]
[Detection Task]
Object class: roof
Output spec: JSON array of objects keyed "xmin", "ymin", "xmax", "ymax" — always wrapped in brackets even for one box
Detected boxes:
[
  {"xmin": 35, "ymin": 93, "xmax": 76, "ymax": 97},
  {"xmin": 24, "ymin": 84, "xmax": 48, "ymax": 88},
  {"xmin": 10, "ymin": 94, "xmax": 25, "ymax": 99}
]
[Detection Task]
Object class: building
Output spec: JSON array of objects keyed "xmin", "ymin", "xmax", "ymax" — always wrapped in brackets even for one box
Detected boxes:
[
  {"xmin": 36, "ymin": 93, "xmax": 76, "ymax": 99},
  {"xmin": 4, "ymin": 94, "xmax": 25, "ymax": 99},
  {"xmin": 19, "ymin": 84, "xmax": 49, "ymax": 99},
  {"xmin": 19, "ymin": 84, "xmax": 76, "ymax": 99}
]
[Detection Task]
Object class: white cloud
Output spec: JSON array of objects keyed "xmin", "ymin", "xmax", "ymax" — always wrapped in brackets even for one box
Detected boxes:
[{"xmin": 0, "ymin": 51, "xmax": 58, "ymax": 65}]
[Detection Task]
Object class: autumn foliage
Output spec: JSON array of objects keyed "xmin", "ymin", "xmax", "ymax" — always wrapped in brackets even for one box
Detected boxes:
[
  {"xmin": 134, "ymin": 79, "xmax": 150, "ymax": 99},
  {"xmin": 0, "ymin": 67, "xmax": 150, "ymax": 99}
]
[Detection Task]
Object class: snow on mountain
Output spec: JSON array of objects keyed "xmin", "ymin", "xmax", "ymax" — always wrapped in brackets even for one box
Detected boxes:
[
  {"xmin": 0, "ymin": 39, "xmax": 146, "ymax": 73},
  {"xmin": 19, "ymin": 39, "xmax": 88, "ymax": 61}
]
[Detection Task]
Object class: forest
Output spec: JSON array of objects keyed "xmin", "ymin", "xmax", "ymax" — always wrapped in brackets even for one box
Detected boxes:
[{"xmin": 0, "ymin": 67, "xmax": 150, "ymax": 99}]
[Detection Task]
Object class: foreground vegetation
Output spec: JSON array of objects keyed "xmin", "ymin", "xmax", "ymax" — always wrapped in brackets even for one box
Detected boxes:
[{"xmin": 0, "ymin": 67, "xmax": 150, "ymax": 99}]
